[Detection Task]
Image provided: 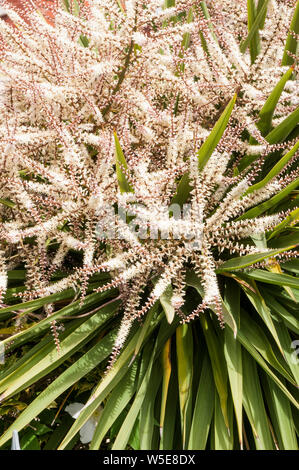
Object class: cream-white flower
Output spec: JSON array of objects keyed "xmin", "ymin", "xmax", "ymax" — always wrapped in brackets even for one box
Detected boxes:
[{"xmin": 65, "ymin": 402, "xmax": 102, "ymax": 444}]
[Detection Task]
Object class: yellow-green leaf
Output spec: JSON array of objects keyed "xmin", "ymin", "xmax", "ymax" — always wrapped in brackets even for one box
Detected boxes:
[
  {"xmin": 176, "ymin": 323, "xmax": 193, "ymax": 449},
  {"xmin": 160, "ymin": 338, "xmax": 172, "ymax": 437}
]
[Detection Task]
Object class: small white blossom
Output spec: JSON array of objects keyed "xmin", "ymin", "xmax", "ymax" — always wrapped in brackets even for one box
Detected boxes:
[{"xmin": 65, "ymin": 402, "xmax": 102, "ymax": 444}]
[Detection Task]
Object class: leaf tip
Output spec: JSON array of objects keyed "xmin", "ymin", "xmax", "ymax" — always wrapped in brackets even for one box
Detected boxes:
[{"xmin": 128, "ymin": 354, "xmax": 136, "ymax": 367}]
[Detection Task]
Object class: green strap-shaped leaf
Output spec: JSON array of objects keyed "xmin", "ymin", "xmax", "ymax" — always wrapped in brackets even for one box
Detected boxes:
[
  {"xmin": 0, "ymin": 331, "xmax": 116, "ymax": 448},
  {"xmin": 247, "ymin": 0, "xmax": 261, "ymax": 63},
  {"xmin": 271, "ymin": 316, "xmax": 299, "ymax": 386},
  {"xmin": 176, "ymin": 323, "xmax": 193, "ymax": 449},
  {"xmin": 223, "ymin": 280, "xmax": 243, "ymax": 449},
  {"xmin": 241, "ymin": 279, "xmax": 285, "ymax": 358},
  {"xmin": 200, "ymin": 314, "xmax": 229, "ymax": 433},
  {"xmin": 246, "ymin": 0, "xmax": 269, "ymax": 63},
  {"xmin": 245, "ymin": 139, "xmax": 299, "ymax": 195},
  {"xmin": 199, "ymin": 1, "xmax": 218, "ymax": 44},
  {"xmin": 243, "ymin": 270, "xmax": 299, "ymax": 289},
  {"xmin": 171, "ymin": 95, "xmax": 236, "ymax": 204},
  {"xmin": 242, "ymin": 350, "xmax": 274, "ymax": 449},
  {"xmin": 164, "ymin": 0, "xmax": 175, "ymax": 7},
  {"xmin": 160, "ymin": 338, "xmax": 172, "ymax": 438},
  {"xmin": 263, "ymin": 374, "xmax": 298, "ymax": 450},
  {"xmin": 139, "ymin": 363, "xmax": 162, "ymax": 450},
  {"xmin": 0, "ymin": 288, "xmax": 116, "ymax": 352},
  {"xmin": 62, "ymin": 0, "xmax": 71, "ymax": 12},
  {"xmin": 112, "ymin": 341, "xmax": 157, "ymax": 450},
  {"xmin": 0, "ymin": 301, "xmax": 120, "ymax": 401},
  {"xmin": 257, "ymin": 0, "xmax": 268, "ymax": 28},
  {"xmin": 265, "ymin": 106, "xmax": 299, "ymax": 144},
  {"xmin": 216, "ymin": 248, "xmax": 295, "ymax": 272},
  {"xmin": 178, "ymin": 6, "xmax": 193, "ymax": 74},
  {"xmin": 240, "ymin": 0, "xmax": 270, "ymax": 54},
  {"xmin": 281, "ymin": 258, "xmax": 299, "ymax": 274},
  {"xmin": 268, "ymin": 207, "xmax": 299, "ymax": 239},
  {"xmin": 262, "ymin": 291, "xmax": 299, "ymax": 335},
  {"xmin": 263, "ymin": 259, "xmax": 297, "ymax": 302},
  {"xmin": 133, "ymin": 304, "xmax": 160, "ymax": 361},
  {"xmin": 238, "ymin": 178, "xmax": 299, "ymax": 220},
  {"xmin": 228, "ymin": 308, "xmax": 292, "ymax": 383},
  {"xmin": 268, "ymin": 231, "xmax": 299, "ymax": 249},
  {"xmin": 188, "ymin": 353, "xmax": 214, "ymax": 450},
  {"xmin": 170, "ymin": 172, "xmax": 192, "ymax": 206},
  {"xmin": 257, "ymin": 67, "xmax": 294, "ymax": 136},
  {"xmin": 236, "ymin": 315, "xmax": 298, "ymax": 408},
  {"xmin": 181, "ymin": 7, "xmax": 193, "ymax": 50},
  {"xmin": 0, "ymin": 319, "xmax": 82, "ymax": 389},
  {"xmin": 58, "ymin": 317, "xmax": 178, "ymax": 450},
  {"xmin": 114, "ymin": 132, "xmax": 134, "ymax": 193},
  {"xmin": 197, "ymin": 94, "xmax": 237, "ymax": 170},
  {"xmin": 0, "ymin": 198, "xmax": 15, "ymax": 208},
  {"xmin": 0, "ymin": 287, "xmax": 78, "ymax": 316},
  {"xmin": 87, "ymin": 361, "xmax": 139, "ymax": 449},
  {"xmin": 57, "ymin": 329, "xmax": 144, "ymax": 450},
  {"xmin": 159, "ymin": 367, "xmax": 178, "ymax": 450},
  {"xmin": 282, "ymin": 0, "xmax": 299, "ymax": 66},
  {"xmin": 213, "ymin": 392, "xmax": 234, "ymax": 449}
]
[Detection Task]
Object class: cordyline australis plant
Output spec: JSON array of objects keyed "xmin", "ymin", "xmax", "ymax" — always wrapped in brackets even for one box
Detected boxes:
[{"xmin": 0, "ymin": 0, "xmax": 298, "ymax": 451}]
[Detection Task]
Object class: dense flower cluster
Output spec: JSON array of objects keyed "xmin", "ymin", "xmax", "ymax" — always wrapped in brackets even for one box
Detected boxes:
[{"xmin": 0, "ymin": 0, "xmax": 298, "ymax": 358}]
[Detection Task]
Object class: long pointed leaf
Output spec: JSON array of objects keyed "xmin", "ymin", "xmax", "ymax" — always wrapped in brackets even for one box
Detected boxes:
[
  {"xmin": 197, "ymin": 94, "xmax": 237, "ymax": 170},
  {"xmin": 188, "ymin": 353, "xmax": 214, "ymax": 450},
  {"xmin": 176, "ymin": 324, "xmax": 193, "ymax": 449},
  {"xmin": 282, "ymin": 0, "xmax": 299, "ymax": 65},
  {"xmin": 223, "ymin": 280, "xmax": 243, "ymax": 449}
]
